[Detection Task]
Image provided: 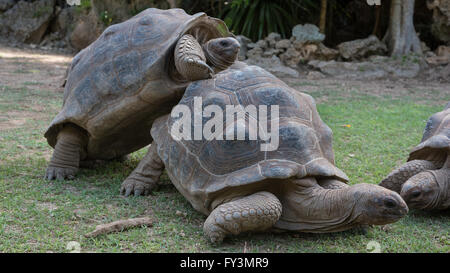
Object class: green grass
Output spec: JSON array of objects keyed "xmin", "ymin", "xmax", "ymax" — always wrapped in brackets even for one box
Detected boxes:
[{"xmin": 0, "ymin": 83, "xmax": 449, "ymax": 253}]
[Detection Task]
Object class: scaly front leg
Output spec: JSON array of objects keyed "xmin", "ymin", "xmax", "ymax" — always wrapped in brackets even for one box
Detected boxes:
[
  {"xmin": 203, "ymin": 191, "xmax": 282, "ymax": 243},
  {"xmin": 45, "ymin": 124, "xmax": 87, "ymax": 180}
]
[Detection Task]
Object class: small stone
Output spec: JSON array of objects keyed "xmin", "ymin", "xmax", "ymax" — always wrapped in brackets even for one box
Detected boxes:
[
  {"xmin": 266, "ymin": 32, "xmax": 281, "ymax": 47},
  {"xmin": 256, "ymin": 40, "xmax": 268, "ymax": 49},
  {"xmin": 275, "ymin": 39, "xmax": 291, "ymax": 50}
]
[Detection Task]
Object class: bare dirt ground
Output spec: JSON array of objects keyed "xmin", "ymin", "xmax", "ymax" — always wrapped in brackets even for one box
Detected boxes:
[{"xmin": 0, "ymin": 45, "xmax": 71, "ymax": 131}]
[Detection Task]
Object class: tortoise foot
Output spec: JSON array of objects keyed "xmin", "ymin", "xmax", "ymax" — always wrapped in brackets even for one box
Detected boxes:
[
  {"xmin": 45, "ymin": 166, "xmax": 77, "ymax": 180},
  {"xmin": 120, "ymin": 177, "xmax": 158, "ymax": 197},
  {"xmin": 120, "ymin": 144, "xmax": 163, "ymax": 197}
]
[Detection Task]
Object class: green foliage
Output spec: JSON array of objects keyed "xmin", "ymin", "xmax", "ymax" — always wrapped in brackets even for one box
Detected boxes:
[
  {"xmin": 100, "ymin": 10, "xmax": 113, "ymax": 26},
  {"xmin": 221, "ymin": 0, "xmax": 319, "ymax": 41},
  {"xmin": 75, "ymin": 0, "xmax": 92, "ymax": 14}
]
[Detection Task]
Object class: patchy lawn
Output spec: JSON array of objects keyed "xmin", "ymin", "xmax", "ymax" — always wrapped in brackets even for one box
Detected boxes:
[{"xmin": 0, "ymin": 45, "xmax": 449, "ymax": 253}]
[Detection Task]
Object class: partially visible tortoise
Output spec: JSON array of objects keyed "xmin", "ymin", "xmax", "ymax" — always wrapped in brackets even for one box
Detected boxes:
[
  {"xmin": 121, "ymin": 64, "xmax": 408, "ymax": 242},
  {"xmin": 380, "ymin": 103, "xmax": 450, "ymax": 210},
  {"xmin": 44, "ymin": 8, "xmax": 240, "ymax": 180}
]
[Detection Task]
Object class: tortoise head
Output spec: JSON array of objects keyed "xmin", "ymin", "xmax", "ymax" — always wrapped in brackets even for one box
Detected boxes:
[
  {"xmin": 203, "ymin": 37, "xmax": 240, "ymax": 71},
  {"xmin": 400, "ymin": 171, "xmax": 442, "ymax": 210},
  {"xmin": 351, "ymin": 184, "xmax": 409, "ymax": 225}
]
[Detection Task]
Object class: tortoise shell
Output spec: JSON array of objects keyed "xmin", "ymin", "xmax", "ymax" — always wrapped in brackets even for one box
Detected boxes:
[
  {"xmin": 45, "ymin": 8, "xmax": 232, "ymax": 159},
  {"xmin": 408, "ymin": 103, "xmax": 450, "ymax": 163},
  {"xmin": 151, "ymin": 64, "xmax": 348, "ymax": 215}
]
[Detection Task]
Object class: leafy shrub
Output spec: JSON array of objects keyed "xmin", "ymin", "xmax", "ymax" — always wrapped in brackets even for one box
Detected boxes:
[{"xmin": 220, "ymin": 0, "xmax": 319, "ymax": 41}]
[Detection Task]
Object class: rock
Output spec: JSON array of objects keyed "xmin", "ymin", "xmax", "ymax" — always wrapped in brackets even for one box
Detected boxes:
[
  {"xmin": 236, "ymin": 35, "xmax": 251, "ymax": 61},
  {"xmin": 247, "ymin": 42, "xmax": 257, "ymax": 49},
  {"xmin": 246, "ymin": 47, "xmax": 263, "ymax": 60},
  {"xmin": 308, "ymin": 57, "xmax": 420, "ymax": 80},
  {"xmin": 266, "ymin": 32, "xmax": 281, "ymax": 47},
  {"xmin": 53, "ymin": 6, "xmax": 75, "ymax": 35},
  {"xmin": 262, "ymin": 48, "xmax": 282, "ymax": 58},
  {"xmin": 91, "ymin": 0, "xmax": 153, "ymax": 23},
  {"xmin": 0, "ymin": 0, "xmax": 55, "ymax": 44},
  {"xmin": 421, "ymin": 41, "xmax": 431, "ymax": 53},
  {"xmin": 280, "ymin": 47, "xmax": 303, "ymax": 68},
  {"xmin": 292, "ymin": 24, "xmax": 325, "ymax": 44},
  {"xmin": 256, "ymin": 40, "xmax": 268, "ymax": 49},
  {"xmin": 0, "ymin": 0, "xmax": 14, "ymax": 12},
  {"xmin": 426, "ymin": 45, "xmax": 450, "ymax": 65},
  {"xmin": 306, "ymin": 71, "xmax": 326, "ymax": 80},
  {"xmin": 337, "ymin": 35, "xmax": 387, "ymax": 61},
  {"xmin": 275, "ymin": 39, "xmax": 291, "ymax": 50},
  {"xmin": 424, "ymin": 63, "xmax": 450, "ymax": 82},
  {"xmin": 427, "ymin": 0, "xmax": 450, "ymax": 43},
  {"xmin": 292, "ymin": 40, "xmax": 306, "ymax": 51},
  {"xmin": 245, "ymin": 55, "xmax": 299, "ymax": 78},
  {"xmin": 69, "ymin": 9, "xmax": 104, "ymax": 51},
  {"xmin": 279, "ymin": 43, "xmax": 337, "ymax": 68},
  {"xmin": 312, "ymin": 43, "xmax": 339, "ymax": 61}
]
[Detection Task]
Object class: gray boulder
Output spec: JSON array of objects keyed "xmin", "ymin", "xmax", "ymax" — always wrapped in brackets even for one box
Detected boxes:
[
  {"xmin": 0, "ymin": 0, "xmax": 55, "ymax": 44},
  {"xmin": 236, "ymin": 35, "xmax": 251, "ymax": 61},
  {"xmin": 337, "ymin": 35, "xmax": 387, "ymax": 61},
  {"xmin": 245, "ymin": 55, "xmax": 299, "ymax": 78},
  {"xmin": 0, "ymin": 0, "xmax": 15, "ymax": 12},
  {"xmin": 292, "ymin": 24, "xmax": 325, "ymax": 44}
]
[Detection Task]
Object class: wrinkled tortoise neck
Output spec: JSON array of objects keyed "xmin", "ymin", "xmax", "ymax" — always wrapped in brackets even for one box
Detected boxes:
[
  {"xmin": 276, "ymin": 180, "xmax": 363, "ymax": 232},
  {"xmin": 203, "ymin": 43, "xmax": 234, "ymax": 72},
  {"xmin": 429, "ymin": 169, "xmax": 450, "ymax": 210}
]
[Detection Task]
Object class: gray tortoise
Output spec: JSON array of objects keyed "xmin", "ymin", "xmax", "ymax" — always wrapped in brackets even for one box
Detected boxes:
[
  {"xmin": 380, "ymin": 103, "xmax": 450, "ymax": 210},
  {"xmin": 121, "ymin": 64, "xmax": 408, "ymax": 243},
  {"xmin": 44, "ymin": 8, "xmax": 240, "ymax": 180}
]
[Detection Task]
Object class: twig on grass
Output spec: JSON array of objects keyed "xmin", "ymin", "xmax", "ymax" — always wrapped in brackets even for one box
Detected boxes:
[{"xmin": 84, "ymin": 217, "xmax": 153, "ymax": 238}]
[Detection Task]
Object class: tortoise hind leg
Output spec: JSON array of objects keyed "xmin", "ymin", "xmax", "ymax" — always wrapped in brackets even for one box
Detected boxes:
[
  {"xmin": 203, "ymin": 192, "xmax": 282, "ymax": 243},
  {"xmin": 45, "ymin": 124, "xmax": 87, "ymax": 180},
  {"xmin": 121, "ymin": 143, "xmax": 164, "ymax": 197},
  {"xmin": 380, "ymin": 160, "xmax": 439, "ymax": 193}
]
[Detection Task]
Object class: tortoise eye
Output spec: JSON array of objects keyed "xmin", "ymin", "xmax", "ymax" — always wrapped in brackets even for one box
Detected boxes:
[
  {"xmin": 384, "ymin": 199, "xmax": 396, "ymax": 208},
  {"xmin": 411, "ymin": 191, "xmax": 421, "ymax": 198},
  {"xmin": 220, "ymin": 41, "xmax": 229, "ymax": 47}
]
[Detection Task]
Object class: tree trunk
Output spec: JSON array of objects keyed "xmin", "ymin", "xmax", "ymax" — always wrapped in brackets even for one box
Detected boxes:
[
  {"xmin": 167, "ymin": 0, "xmax": 179, "ymax": 9},
  {"xmin": 372, "ymin": 5, "xmax": 381, "ymax": 36},
  {"xmin": 383, "ymin": 0, "xmax": 422, "ymax": 56},
  {"xmin": 319, "ymin": 0, "xmax": 327, "ymax": 34}
]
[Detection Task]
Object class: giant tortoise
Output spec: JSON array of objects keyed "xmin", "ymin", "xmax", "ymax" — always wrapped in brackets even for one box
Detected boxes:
[
  {"xmin": 380, "ymin": 103, "xmax": 450, "ymax": 210},
  {"xmin": 44, "ymin": 8, "xmax": 240, "ymax": 180},
  {"xmin": 121, "ymin": 64, "xmax": 408, "ymax": 242}
]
